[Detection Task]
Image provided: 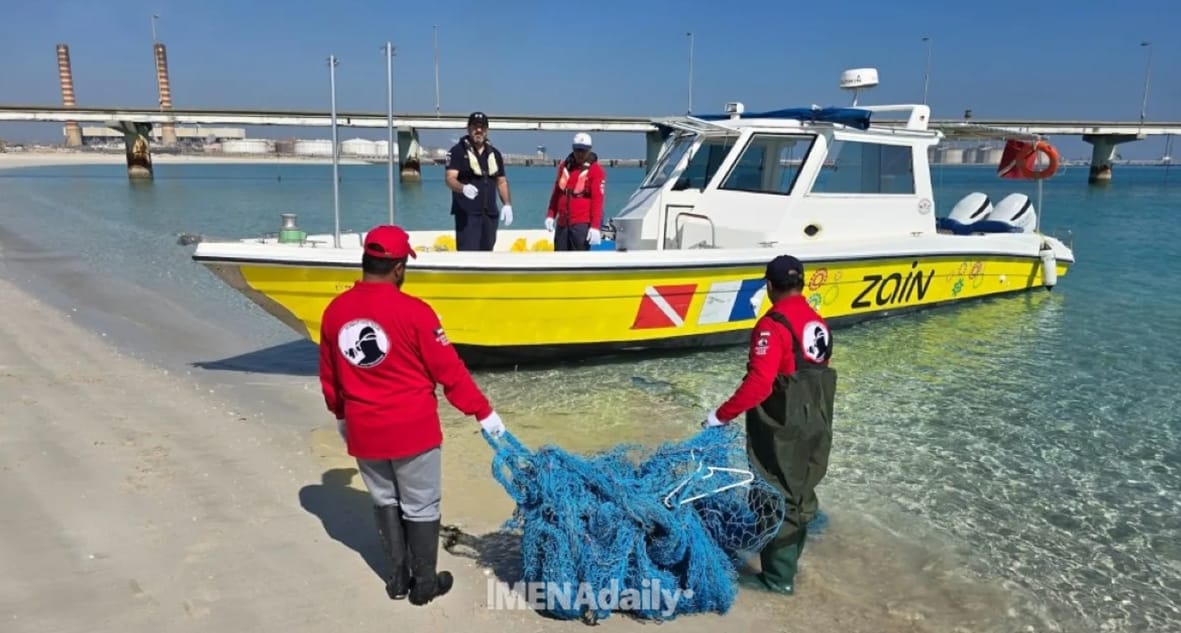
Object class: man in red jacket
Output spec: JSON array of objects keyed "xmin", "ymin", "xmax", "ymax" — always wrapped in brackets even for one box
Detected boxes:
[
  {"xmin": 545, "ymin": 132, "xmax": 606, "ymax": 251},
  {"xmin": 318, "ymin": 224, "xmax": 508, "ymax": 606},
  {"xmin": 702, "ymin": 255, "xmax": 837, "ymax": 596}
]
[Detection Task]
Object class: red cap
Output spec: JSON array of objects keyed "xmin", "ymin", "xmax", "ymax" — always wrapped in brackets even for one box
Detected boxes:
[{"xmin": 363, "ymin": 225, "xmax": 417, "ymax": 259}]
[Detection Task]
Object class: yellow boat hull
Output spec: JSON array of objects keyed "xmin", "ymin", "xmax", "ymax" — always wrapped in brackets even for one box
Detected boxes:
[{"xmin": 200, "ymin": 251, "xmax": 1069, "ymax": 366}]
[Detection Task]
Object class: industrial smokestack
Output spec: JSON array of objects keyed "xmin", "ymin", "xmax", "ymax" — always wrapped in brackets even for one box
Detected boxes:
[
  {"xmin": 153, "ymin": 42, "xmax": 177, "ymax": 145},
  {"xmin": 56, "ymin": 44, "xmax": 82, "ymax": 147}
]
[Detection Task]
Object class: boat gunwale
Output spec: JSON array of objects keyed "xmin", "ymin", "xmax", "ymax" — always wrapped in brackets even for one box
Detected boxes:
[{"xmin": 192, "ymin": 245, "xmax": 1074, "ymax": 272}]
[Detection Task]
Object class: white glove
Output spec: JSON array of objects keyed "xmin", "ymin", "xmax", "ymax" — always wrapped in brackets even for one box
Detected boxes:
[
  {"xmin": 479, "ymin": 411, "xmax": 506, "ymax": 438},
  {"xmin": 544, "ymin": 217, "xmax": 555, "ymax": 232},
  {"xmin": 588, "ymin": 228, "xmax": 602, "ymax": 245},
  {"xmin": 336, "ymin": 418, "xmax": 347, "ymax": 441},
  {"xmin": 500, "ymin": 204, "xmax": 513, "ymax": 226},
  {"xmin": 701, "ymin": 409, "xmax": 726, "ymax": 428},
  {"xmin": 462, "ymin": 184, "xmax": 478, "ymax": 200}
]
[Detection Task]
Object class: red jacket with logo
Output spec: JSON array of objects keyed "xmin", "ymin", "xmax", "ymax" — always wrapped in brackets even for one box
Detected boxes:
[
  {"xmin": 546, "ymin": 153, "xmax": 606, "ymax": 228},
  {"xmin": 318, "ymin": 281, "xmax": 493, "ymax": 460},
  {"xmin": 716, "ymin": 294, "xmax": 832, "ymax": 421}
]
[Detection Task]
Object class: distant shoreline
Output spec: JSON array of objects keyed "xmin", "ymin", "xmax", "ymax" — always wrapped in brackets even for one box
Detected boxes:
[
  {"xmin": 0, "ymin": 149, "xmax": 372, "ymax": 171},
  {"xmin": 0, "ymin": 149, "xmax": 648, "ymax": 171}
]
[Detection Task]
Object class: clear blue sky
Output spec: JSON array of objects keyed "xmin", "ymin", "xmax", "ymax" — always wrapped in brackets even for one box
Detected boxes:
[{"xmin": 1, "ymin": 0, "xmax": 1178, "ymax": 160}]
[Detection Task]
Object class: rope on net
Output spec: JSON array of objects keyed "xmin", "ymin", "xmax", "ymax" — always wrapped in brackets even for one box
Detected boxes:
[{"xmin": 483, "ymin": 424, "xmax": 801, "ymax": 623}]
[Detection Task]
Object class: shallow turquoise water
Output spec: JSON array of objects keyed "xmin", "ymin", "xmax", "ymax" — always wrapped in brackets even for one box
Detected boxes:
[{"xmin": 1, "ymin": 160, "xmax": 1179, "ymax": 631}]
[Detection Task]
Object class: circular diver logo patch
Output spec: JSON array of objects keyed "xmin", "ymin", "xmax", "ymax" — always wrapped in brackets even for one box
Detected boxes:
[
  {"xmin": 338, "ymin": 319, "xmax": 389, "ymax": 368},
  {"xmin": 801, "ymin": 320, "xmax": 831, "ymax": 363}
]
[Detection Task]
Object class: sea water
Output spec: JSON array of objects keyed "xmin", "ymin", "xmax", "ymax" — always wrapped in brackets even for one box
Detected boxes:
[{"xmin": 1, "ymin": 159, "xmax": 1178, "ymax": 631}]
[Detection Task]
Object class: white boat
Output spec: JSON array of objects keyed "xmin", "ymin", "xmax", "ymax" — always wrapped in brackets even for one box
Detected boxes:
[{"xmin": 191, "ymin": 68, "xmax": 1074, "ymax": 367}]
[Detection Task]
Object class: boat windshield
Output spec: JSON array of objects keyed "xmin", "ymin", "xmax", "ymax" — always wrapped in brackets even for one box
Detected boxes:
[
  {"xmin": 671, "ymin": 133, "xmax": 740, "ymax": 190},
  {"xmin": 640, "ymin": 133, "xmax": 696, "ymax": 189}
]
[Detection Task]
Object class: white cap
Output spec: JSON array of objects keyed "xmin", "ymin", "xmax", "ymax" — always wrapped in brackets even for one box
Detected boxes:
[{"xmin": 572, "ymin": 132, "xmax": 592, "ymax": 149}]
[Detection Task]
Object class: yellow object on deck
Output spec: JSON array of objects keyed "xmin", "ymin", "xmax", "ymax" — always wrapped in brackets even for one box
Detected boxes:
[{"xmin": 432, "ymin": 235, "xmax": 456, "ymax": 252}]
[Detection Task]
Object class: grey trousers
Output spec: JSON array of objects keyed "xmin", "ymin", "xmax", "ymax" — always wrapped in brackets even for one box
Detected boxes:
[{"xmin": 356, "ymin": 446, "xmax": 442, "ymax": 521}]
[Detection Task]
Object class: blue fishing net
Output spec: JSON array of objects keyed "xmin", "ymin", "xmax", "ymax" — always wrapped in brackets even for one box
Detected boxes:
[{"xmin": 483, "ymin": 424, "xmax": 795, "ymax": 623}]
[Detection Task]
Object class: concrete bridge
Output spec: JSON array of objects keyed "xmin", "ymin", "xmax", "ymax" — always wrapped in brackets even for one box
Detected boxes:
[{"xmin": 2, "ymin": 104, "xmax": 1177, "ymax": 184}]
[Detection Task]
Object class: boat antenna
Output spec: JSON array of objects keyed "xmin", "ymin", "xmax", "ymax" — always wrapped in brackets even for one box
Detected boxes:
[
  {"xmin": 839, "ymin": 68, "xmax": 879, "ymax": 107},
  {"xmin": 328, "ymin": 54, "xmax": 341, "ymax": 249},
  {"xmin": 1164, "ymin": 134, "xmax": 1173, "ymax": 184},
  {"xmin": 383, "ymin": 41, "xmax": 396, "ymax": 224},
  {"xmin": 1033, "ymin": 133, "xmax": 1056, "ymax": 234},
  {"xmin": 1036, "ymin": 138, "xmax": 1044, "ymax": 233}
]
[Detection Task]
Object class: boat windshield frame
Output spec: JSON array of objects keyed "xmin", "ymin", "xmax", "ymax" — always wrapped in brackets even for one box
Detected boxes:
[{"xmin": 640, "ymin": 132, "xmax": 698, "ymax": 189}]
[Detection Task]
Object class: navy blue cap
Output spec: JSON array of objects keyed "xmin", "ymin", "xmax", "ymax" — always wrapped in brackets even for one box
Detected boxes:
[
  {"xmin": 468, "ymin": 111, "xmax": 488, "ymax": 127},
  {"xmin": 765, "ymin": 255, "xmax": 805, "ymax": 285}
]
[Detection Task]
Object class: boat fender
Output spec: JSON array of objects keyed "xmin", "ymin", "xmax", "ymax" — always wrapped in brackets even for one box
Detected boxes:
[{"xmin": 1039, "ymin": 242, "xmax": 1057, "ymax": 290}]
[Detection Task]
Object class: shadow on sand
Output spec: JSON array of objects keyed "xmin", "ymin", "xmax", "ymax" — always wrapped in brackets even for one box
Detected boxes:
[
  {"xmin": 439, "ymin": 523, "xmax": 524, "ymax": 585},
  {"xmin": 193, "ymin": 339, "xmax": 320, "ymax": 376},
  {"xmin": 298, "ymin": 468, "xmax": 532, "ymax": 608},
  {"xmin": 191, "ymin": 338, "xmax": 728, "ymax": 378},
  {"xmin": 297, "ymin": 467, "xmax": 385, "ymax": 581}
]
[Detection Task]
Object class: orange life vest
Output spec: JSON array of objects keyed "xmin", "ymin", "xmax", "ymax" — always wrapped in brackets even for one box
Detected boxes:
[{"xmin": 557, "ymin": 159, "xmax": 592, "ymax": 198}]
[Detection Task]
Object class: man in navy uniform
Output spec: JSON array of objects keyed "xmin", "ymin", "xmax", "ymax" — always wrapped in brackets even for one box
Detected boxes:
[{"xmin": 444, "ymin": 112, "xmax": 513, "ymax": 251}]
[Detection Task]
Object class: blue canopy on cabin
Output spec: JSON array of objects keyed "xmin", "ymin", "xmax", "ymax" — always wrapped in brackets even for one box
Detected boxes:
[{"xmin": 695, "ymin": 106, "xmax": 873, "ymax": 130}]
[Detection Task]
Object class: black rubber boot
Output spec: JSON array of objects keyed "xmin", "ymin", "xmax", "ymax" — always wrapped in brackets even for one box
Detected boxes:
[
  {"xmin": 374, "ymin": 505, "xmax": 411, "ymax": 600},
  {"xmin": 405, "ymin": 519, "xmax": 453, "ymax": 606}
]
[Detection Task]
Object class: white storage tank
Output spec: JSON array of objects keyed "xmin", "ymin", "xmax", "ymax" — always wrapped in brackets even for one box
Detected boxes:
[
  {"xmin": 221, "ymin": 138, "xmax": 271, "ymax": 155},
  {"xmin": 938, "ymin": 148, "xmax": 965, "ymax": 164},
  {"xmin": 980, "ymin": 147, "xmax": 1004, "ymax": 165},
  {"xmin": 293, "ymin": 139, "xmax": 334, "ymax": 157},
  {"xmin": 341, "ymin": 138, "xmax": 377, "ymax": 157},
  {"xmin": 373, "ymin": 140, "xmax": 399, "ymax": 159}
]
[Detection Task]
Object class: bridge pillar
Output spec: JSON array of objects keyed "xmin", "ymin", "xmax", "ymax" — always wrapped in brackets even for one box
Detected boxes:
[
  {"xmin": 397, "ymin": 128, "xmax": 422, "ymax": 183},
  {"xmin": 1082, "ymin": 133, "xmax": 1142, "ymax": 184},
  {"xmin": 645, "ymin": 128, "xmax": 672, "ymax": 175},
  {"xmin": 111, "ymin": 121, "xmax": 154, "ymax": 179}
]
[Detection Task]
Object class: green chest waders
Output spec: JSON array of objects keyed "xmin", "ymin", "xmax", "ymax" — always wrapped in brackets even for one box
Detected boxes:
[{"xmin": 742, "ymin": 311, "xmax": 836, "ymax": 594}]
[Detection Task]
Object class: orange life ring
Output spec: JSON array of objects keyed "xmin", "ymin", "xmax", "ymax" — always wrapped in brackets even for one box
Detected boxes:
[
  {"xmin": 1018, "ymin": 141, "xmax": 1060, "ymax": 179},
  {"xmin": 997, "ymin": 139, "xmax": 1060, "ymax": 180}
]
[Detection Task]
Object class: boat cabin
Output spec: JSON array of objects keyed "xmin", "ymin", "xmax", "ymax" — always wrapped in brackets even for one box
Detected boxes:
[{"xmin": 609, "ymin": 102, "xmax": 942, "ymax": 251}]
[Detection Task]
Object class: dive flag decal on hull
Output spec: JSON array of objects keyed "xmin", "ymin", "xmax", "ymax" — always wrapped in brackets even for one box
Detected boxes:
[
  {"xmin": 631, "ymin": 284, "xmax": 697, "ymax": 329},
  {"xmin": 696, "ymin": 278, "xmax": 765, "ymax": 325}
]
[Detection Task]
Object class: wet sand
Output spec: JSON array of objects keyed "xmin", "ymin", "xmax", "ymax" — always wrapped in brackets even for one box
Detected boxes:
[{"xmin": 0, "ymin": 188, "xmax": 1039, "ymax": 632}]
